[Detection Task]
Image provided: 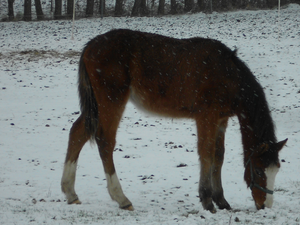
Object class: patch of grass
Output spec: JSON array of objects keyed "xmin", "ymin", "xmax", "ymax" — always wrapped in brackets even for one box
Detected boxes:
[
  {"xmin": 274, "ymin": 188, "xmax": 289, "ymax": 193},
  {"xmin": 290, "ymin": 181, "xmax": 300, "ymax": 188},
  {"xmin": 1, "ymin": 50, "xmax": 81, "ymax": 62}
]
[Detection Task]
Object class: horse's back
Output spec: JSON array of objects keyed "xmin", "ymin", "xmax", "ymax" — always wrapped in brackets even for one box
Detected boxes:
[{"xmin": 82, "ymin": 29, "xmax": 241, "ymax": 118}]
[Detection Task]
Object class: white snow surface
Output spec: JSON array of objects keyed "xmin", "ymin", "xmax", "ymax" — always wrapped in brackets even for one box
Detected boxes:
[{"xmin": 0, "ymin": 5, "xmax": 300, "ymax": 224}]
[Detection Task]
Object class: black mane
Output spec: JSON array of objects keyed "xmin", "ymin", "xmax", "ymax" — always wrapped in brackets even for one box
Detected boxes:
[{"xmin": 232, "ymin": 53, "xmax": 277, "ymax": 145}]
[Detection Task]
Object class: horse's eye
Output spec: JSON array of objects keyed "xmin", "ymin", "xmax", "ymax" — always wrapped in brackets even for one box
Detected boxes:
[{"xmin": 255, "ymin": 168, "xmax": 263, "ymax": 177}]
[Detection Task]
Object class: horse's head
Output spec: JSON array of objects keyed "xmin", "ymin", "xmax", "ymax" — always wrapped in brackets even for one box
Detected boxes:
[{"xmin": 244, "ymin": 139, "xmax": 287, "ymax": 210}]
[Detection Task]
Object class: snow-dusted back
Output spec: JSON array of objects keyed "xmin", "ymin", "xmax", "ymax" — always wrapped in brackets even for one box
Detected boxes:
[{"xmin": 0, "ymin": 4, "xmax": 299, "ymax": 224}]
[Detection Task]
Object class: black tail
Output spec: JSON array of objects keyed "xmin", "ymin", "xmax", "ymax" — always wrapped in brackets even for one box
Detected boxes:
[{"xmin": 78, "ymin": 48, "xmax": 98, "ymax": 140}]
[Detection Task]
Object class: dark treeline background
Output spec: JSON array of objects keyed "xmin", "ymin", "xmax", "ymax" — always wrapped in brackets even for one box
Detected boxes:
[{"xmin": 2, "ymin": 0, "xmax": 299, "ymax": 21}]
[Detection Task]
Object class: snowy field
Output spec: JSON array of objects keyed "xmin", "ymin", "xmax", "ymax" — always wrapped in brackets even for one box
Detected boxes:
[{"xmin": 0, "ymin": 4, "xmax": 300, "ymax": 224}]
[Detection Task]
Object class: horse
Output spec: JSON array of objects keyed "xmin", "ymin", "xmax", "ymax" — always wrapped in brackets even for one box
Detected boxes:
[{"xmin": 61, "ymin": 29, "xmax": 287, "ymax": 213}]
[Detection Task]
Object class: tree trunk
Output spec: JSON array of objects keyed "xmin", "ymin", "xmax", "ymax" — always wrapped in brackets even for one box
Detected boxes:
[
  {"xmin": 23, "ymin": 0, "xmax": 31, "ymax": 21},
  {"xmin": 99, "ymin": 0, "xmax": 105, "ymax": 16},
  {"xmin": 54, "ymin": 0, "xmax": 62, "ymax": 19},
  {"xmin": 86, "ymin": 0, "xmax": 94, "ymax": 17},
  {"xmin": 231, "ymin": 0, "xmax": 240, "ymax": 8},
  {"xmin": 34, "ymin": 0, "xmax": 44, "ymax": 20},
  {"xmin": 132, "ymin": 0, "xmax": 141, "ymax": 16},
  {"xmin": 265, "ymin": 0, "xmax": 277, "ymax": 8},
  {"xmin": 158, "ymin": 0, "xmax": 165, "ymax": 15},
  {"xmin": 66, "ymin": 0, "xmax": 74, "ymax": 19},
  {"xmin": 132, "ymin": 0, "xmax": 149, "ymax": 16},
  {"xmin": 170, "ymin": 0, "xmax": 177, "ymax": 14},
  {"xmin": 197, "ymin": 0, "xmax": 205, "ymax": 11},
  {"xmin": 184, "ymin": 0, "xmax": 194, "ymax": 12},
  {"xmin": 240, "ymin": 0, "xmax": 248, "ymax": 8},
  {"xmin": 8, "ymin": 0, "xmax": 15, "ymax": 21},
  {"xmin": 140, "ymin": 0, "xmax": 149, "ymax": 15},
  {"xmin": 212, "ymin": 0, "xmax": 221, "ymax": 10},
  {"xmin": 115, "ymin": 0, "xmax": 123, "ymax": 16}
]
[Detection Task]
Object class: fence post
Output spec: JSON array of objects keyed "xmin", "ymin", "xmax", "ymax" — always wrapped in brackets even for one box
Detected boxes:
[
  {"xmin": 277, "ymin": 0, "xmax": 281, "ymax": 41},
  {"xmin": 71, "ymin": 0, "xmax": 76, "ymax": 40}
]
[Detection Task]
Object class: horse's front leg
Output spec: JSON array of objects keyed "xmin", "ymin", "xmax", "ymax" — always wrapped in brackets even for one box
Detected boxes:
[
  {"xmin": 199, "ymin": 160, "xmax": 216, "ymax": 213},
  {"xmin": 196, "ymin": 117, "xmax": 218, "ymax": 213},
  {"xmin": 212, "ymin": 119, "xmax": 231, "ymax": 210}
]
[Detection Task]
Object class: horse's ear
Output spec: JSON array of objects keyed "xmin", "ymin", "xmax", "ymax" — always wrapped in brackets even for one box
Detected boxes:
[{"xmin": 276, "ymin": 138, "xmax": 288, "ymax": 152}]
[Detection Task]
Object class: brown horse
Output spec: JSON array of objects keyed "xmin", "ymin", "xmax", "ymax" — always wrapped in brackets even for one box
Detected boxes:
[{"xmin": 61, "ymin": 29, "xmax": 287, "ymax": 213}]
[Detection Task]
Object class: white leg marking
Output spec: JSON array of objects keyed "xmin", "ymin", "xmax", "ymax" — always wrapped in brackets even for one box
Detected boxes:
[
  {"xmin": 61, "ymin": 161, "xmax": 80, "ymax": 203},
  {"xmin": 264, "ymin": 165, "xmax": 279, "ymax": 208},
  {"xmin": 106, "ymin": 173, "xmax": 132, "ymax": 208},
  {"xmin": 62, "ymin": 161, "xmax": 77, "ymax": 184}
]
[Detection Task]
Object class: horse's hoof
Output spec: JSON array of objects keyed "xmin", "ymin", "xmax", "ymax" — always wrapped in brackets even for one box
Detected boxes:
[
  {"xmin": 209, "ymin": 207, "xmax": 217, "ymax": 214},
  {"xmin": 202, "ymin": 200, "xmax": 216, "ymax": 213},
  {"xmin": 121, "ymin": 204, "xmax": 134, "ymax": 211},
  {"xmin": 218, "ymin": 202, "xmax": 232, "ymax": 211},
  {"xmin": 68, "ymin": 199, "xmax": 82, "ymax": 205},
  {"xmin": 126, "ymin": 205, "xmax": 134, "ymax": 211}
]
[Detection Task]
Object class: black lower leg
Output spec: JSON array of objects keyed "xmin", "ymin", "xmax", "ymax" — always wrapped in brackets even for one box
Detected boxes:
[
  {"xmin": 212, "ymin": 191, "xmax": 231, "ymax": 210},
  {"xmin": 199, "ymin": 182, "xmax": 216, "ymax": 213}
]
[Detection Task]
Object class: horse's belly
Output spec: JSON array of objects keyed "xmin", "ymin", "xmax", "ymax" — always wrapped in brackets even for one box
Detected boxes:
[{"xmin": 130, "ymin": 86, "xmax": 206, "ymax": 118}]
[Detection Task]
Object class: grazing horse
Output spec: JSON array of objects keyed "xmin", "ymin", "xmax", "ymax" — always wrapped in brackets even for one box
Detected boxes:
[{"xmin": 61, "ymin": 29, "xmax": 287, "ymax": 213}]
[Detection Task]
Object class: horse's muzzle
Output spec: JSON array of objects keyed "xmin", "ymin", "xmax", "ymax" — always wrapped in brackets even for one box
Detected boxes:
[{"xmin": 256, "ymin": 203, "xmax": 265, "ymax": 210}]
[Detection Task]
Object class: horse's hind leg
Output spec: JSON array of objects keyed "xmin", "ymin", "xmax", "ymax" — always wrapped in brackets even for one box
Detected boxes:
[
  {"xmin": 95, "ymin": 89, "xmax": 133, "ymax": 210},
  {"xmin": 61, "ymin": 115, "xmax": 89, "ymax": 204},
  {"xmin": 212, "ymin": 119, "xmax": 231, "ymax": 210}
]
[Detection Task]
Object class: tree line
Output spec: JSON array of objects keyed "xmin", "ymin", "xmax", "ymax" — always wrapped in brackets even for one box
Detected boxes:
[{"xmin": 5, "ymin": 0, "xmax": 298, "ymax": 21}]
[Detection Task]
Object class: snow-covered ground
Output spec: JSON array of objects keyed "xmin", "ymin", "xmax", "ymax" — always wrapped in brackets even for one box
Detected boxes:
[{"xmin": 0, "ymin": 4, "xmax": 300, "ymax": 224}]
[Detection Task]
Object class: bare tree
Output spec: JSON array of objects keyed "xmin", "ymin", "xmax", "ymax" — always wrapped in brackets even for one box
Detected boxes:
[
  {"xmin": 86, "ymin": 0, "xmax": 94, "ymax": 17},
  {"xmin": 197, "ymin": 0, "xmax": 205, "ymax": 11},
  {"xmin": 158, "ymin": 0, "xmax": 165, "ymax": 15},
  {"xmin": 8, "ymin": 0, "xmax": 14, "ymax": 21},
  {"xmin": 66, "ymin": 0, "xmax": 74, "ymax": 19},
  {"xmin": 184, "ymin": 0, "xmax": 194, "ymax": 12},
  {"xmin": 196, "ymin": 0, "xmax": 212, "ymax": 12},
  {"xmin": 266, "ymin": 0, "xmax": 278, "ymax": 8},
  {"xmin": 54, "ymin": 0, "xmax": 62, "ymax": 19},
  {"xmin": 115, "ymin": 0, "xmax": 123, "ymax": 16},
  {"xmin": 99, "ymin": 0, "xmax": 105, "ymax": 16},
  {"xmin": 132, "ymin": 0, "xmax": 149, "ymax": 16},
  {"xmin": 169, "ymin": 0, "xmax": 177, "ymax": 14},
  {"xmin": 34, "ymin": 0, "xmax": 44, "ymax": 20},
  {"xmin": 23, "ymin": 0, "xmax": 31, "ymax": 21}
]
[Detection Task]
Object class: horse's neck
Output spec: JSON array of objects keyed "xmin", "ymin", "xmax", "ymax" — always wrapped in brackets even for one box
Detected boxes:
[
  {"xmin": 237, "ymin": 112, "xmax": 259, "ymax": 159},
  {"xmin": 236, "ymin": 108, "xmax": 276, "ymax": 164}
]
